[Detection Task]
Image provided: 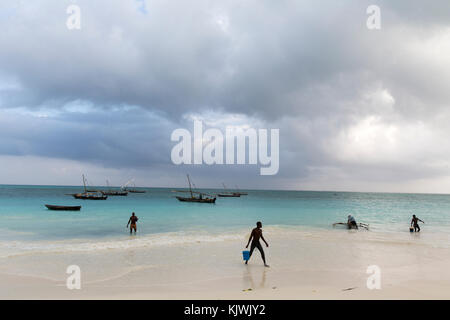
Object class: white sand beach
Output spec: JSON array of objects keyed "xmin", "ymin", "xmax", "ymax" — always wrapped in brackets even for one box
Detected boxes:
[{"xmin": 1, "ymin": 227, "xmax": 449, "ymax": 300}]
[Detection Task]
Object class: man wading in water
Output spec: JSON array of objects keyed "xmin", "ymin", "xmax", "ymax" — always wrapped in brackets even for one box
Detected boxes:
[
  {"xmin": 127, "ymin": 212, "xmax": 139, "ymax": 235},
  {"xmin": 411, "ymin": 214, "xmax": 425, "ymax": 232},
  {"xmin": 245, "ymin": 221, "xmax": 270, "ymax": 267}
]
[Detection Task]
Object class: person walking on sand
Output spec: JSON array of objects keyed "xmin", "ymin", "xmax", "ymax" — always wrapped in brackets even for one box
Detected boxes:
[
  {"xmin": 245, "ymin": 221, "xmax": 269, "ymax": 267},
  {"xmin": 127, "ymin": 212, "xmax": 139, "ymax": 235},
  {"xmin": 411, "ymin": 214, "xmax": 425, "ymax": 232}
]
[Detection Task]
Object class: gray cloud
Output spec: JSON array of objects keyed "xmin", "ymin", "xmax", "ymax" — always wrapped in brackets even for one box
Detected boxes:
[{"xmin": 1, "ymin": 0, "xmax": 450, "ymax": 191}]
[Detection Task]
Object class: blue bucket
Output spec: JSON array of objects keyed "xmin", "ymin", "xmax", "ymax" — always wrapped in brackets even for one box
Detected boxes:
[{"xmin": 242, "ymin": 250, "xmax": 250, "ymax": 261}]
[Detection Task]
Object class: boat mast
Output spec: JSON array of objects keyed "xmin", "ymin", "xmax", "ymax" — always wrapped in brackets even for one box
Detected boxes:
[
  {"xmin": 187, "ymin": 174, "xmax": 193, "ymax": 198},
  {"xmin": 82, "ymin": 174, "xmax": 87, "ymax": 193}
]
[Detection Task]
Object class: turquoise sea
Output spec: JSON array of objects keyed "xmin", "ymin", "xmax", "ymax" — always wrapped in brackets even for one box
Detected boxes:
[{"xmin": 1, "ymin": 185, "xmax": 450, "ymax": 244}]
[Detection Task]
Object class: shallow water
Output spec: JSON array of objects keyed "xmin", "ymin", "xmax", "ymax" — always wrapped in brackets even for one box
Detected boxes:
[{"xmin": 0, "ymin": 185, "xmax": 449, "ymax": 256}]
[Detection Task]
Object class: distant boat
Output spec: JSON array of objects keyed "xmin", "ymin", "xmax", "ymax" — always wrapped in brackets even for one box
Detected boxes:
[
  {"xmin": 124, "ymin": 182, "xmax": 146, "ymax": 193},
  {"xmin": 101, "ymin": 190, "xmax": 128, "ymax": 196},
  {"xmin": 128, "ymin": 189, "xmax": 146, "ymax": 194},
  {"xmin": 217, "ymin": 183, "xmax": 241, "ymax": 197},
  {"xmin": 45, "ymin": 204, "xmax": 81, "ymax": 211},
  {"xmin": 73, "ymin": 192, "xmax": 108, "ymax": 200},
  {"xmin": 174, "ymin": 175, "xmax": 216, "ymax": 203},
  {"xmin": 234, "ymin": 185, "xmax": 248, "ymax": 196},
  {"xmin": 101, "ymin": 179, "xmax": 128, "ymax": 196},
  {"xmin": 70, "ymin": 175, "xmax": 108, "ymax": 200}
]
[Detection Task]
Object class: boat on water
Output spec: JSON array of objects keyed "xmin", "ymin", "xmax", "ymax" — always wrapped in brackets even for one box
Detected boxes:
[
  {"xmin": 234, "ymin": 185, "xmax": 248, "ymax": 196},
  {"xmin": 218, "ymin": 193, "xmax": 240, "ymax": 197},
  {"xmin": 332, "ymin": 222, "xmax": 369, "ymax": 230},
  {"xmin": 128, "ymin": 189, "xmax": 146, "ymax": 193},
  {"xmin": 217, "ymin": 183, "xmax": 241, "ymax": 197},
  {"xmin": 102, "ymin": 190, "xmax": 128, "ymax": 196},
  {"xmin": 176, "ymin": 195, "xmax": 216, "ymax": 203},
  {"xmin": 73, "ymin": 192, "xmax": 108, "ymax": 200},
  {"xmin": 45, "ymin": 204, "xmax": 81, "ymax": 211},
  {"xmin": 101, "ymin": 180, "xmax": 128, "ymax": 196},
  {"xmin": 174, "ymin": 175, "xmax": 216, "ymax": 203},
  {"xmin": 124, "ymin": 182, "xmax": 146, "ymax": 193},
  {"xmin": 70, "ymin": 175, "xmax": 108, "ymax": 200}
]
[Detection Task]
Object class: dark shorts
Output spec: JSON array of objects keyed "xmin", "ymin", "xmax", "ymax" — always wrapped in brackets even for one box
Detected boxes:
[{"xmin": 249, "ymin": 241, "xmax": 266, "ymax": 262}]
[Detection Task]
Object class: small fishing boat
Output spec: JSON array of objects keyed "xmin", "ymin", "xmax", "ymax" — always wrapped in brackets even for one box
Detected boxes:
[
  {"xmin": 218, "ymin": 193, "xmax": 240, "ymax": 197},
  {"xmin": 69, "ymin": 175, "xmax": 108, "ymax": 200},
  {"xmin": 217, "ymin": 183, "xmax": 240, "ymax": 197},
  {"xmin": 100, "ymin": 180, "xmax": 128, "ymax": 196},
  {"xmin": 332, "ymin": 222, "xmax": 369, "ymax": 230},
  {"xmin": 234, "ymin": 185, "xmax": 248, "ymax": 196},
  {"xmin": 45, "ymin": 204, "xmax": 81, "ymax": 211},
  {"xmin": 176, "ymin": 196, "xmax": 216, "ymax": 203},
  {"xmin": 174, "ymin": 175, "xmax": 216, "ymax": 203},
  {"xmin": 128, "ymin": 189, "xmax": 146, "ymax": 193},
  {"xmin": 73, "ymin": 192, "xmax": 108, "ymax": 200},
  {"xmin": 124, "ymin": 182, "xmax": 146, "ymax": 193},
  {"xmin": 102, "ymin": 190, "xmax": 128, "ymax": 196}
]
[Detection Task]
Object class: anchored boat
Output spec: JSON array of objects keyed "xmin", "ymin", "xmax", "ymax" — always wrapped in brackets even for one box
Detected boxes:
[
  {"xmin": 101, "ymin": 179, "xmax": 128, "ymax": 196},
  {"xmin": 123, "ymin": 181, "xmax": 146, "ymax": 193},
  {"xmin": 70, "ymin": 175, "xmax": 108, "ymax": 200},
  {"xmin": 217, "ymin": 183, "xmax": 241, "ymax": 197},
  {"xmin": 45, "ymin": 204, "xmax": 81, "ymax": 211},
  {"xmin": 174, "ymin": 175, "xmax": 216, "ymax": 203}
]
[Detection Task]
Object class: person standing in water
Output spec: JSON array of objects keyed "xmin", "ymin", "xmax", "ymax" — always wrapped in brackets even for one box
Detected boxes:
[
  {"xmin": 411, "ymin": 214, "xmax": 425, "ymax": 232},
  {"xmin": 127, "ymin": 212, "xmax": 139, "ymax": 235},
  {"xmin": 245, "ymin": 221, "xmax": 269, "ymax": 267}
]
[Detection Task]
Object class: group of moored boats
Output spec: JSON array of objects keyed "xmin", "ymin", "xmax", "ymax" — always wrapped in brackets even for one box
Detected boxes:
[
  {"xmin": 46, "ymin": 174, "xmax": 247, "ymax": 210},
  {"xmin": 70, "ymin": 175, "xmax": 146, "ymax": 200},
  {"xmin": 173, "ymin": 175, "xmax": 248, "ymax": 203},
  {"xmin": 45, "ymin": 175, "xmax": 146, "ymax": 211}
]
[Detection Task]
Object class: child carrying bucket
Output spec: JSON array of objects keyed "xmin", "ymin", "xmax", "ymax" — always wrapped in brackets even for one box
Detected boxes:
[{"xmin": 243, "ymin": 221, "xmax": 270, "ymax": 267}]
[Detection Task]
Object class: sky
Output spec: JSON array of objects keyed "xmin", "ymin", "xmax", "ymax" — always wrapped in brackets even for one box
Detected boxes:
[{"xmin": 1, "ymin": 0, "xmax": 450, "ymax": 193}]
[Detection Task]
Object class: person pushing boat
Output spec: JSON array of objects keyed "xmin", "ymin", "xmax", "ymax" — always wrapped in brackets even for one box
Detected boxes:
[
  {"xmin": 347, "ymin": 214, "xmax": 358, "ymax": 229},
  {"xmin": 245, "ymin": 221, "xmax": 269, "ymax": 267},
  {"xmin": 411, "ymin": 214, "xmax": 424, "ymax": 232},
  {"xmin": 127, "ymin": 212, "xmax": 139, "ymax": 234}
]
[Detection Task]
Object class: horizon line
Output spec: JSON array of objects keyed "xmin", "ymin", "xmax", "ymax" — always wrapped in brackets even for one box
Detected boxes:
[{"xmin": 0, "ymin": 183, "xmax": 449, "ymax": 196}]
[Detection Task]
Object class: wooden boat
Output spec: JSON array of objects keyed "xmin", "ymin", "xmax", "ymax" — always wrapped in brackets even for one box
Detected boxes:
[
  {"xmin": 70, "ymin": 175, "xmax": 108, "ymax": 200},
  {"xmin": 174, "ymin": 175, "xmax": 216, "ymax": 203},
  {"xmin": 73, "ymin": 192, "xmax": 108, "ymax": 200},
  {"xmin": 45, "ymin": 204, "xmax": 81, "ymax": 211},
  {"xmin": 124, "ymin": 182, "xmax": 146, "ymax": 193},
  {"xmin": 332, "ymin": 222, "xmax": 369, "ymax": 230},
  {"xmin": 176, "ymin": 196, "xmax": 216, "ymax": 203},
  {"xmin": 218, "ymin": 193, "xmax": 240, "ymax": 197},
  {"xmin": 234, "ymin": 185, "xmax": 248, "ymax": 196},
  {"xmin": 217, "ymin": 183, "xmax": 241, "ymax": 197},
  {"xmin": 100, "ymin": 180, "xmax": 128, "ymax": 196},
  {"xmin": 101, "ymin": 190, "xmax": 128, "ymax": 196},
  {"xmin": 128, "ymin": 189, "xmax": 146, "ymax": 193}
]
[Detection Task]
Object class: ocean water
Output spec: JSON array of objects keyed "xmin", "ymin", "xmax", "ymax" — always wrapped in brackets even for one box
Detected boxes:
[{"xmin": 0, "ymin": 185, "xmax": 449, "ymax": 254}]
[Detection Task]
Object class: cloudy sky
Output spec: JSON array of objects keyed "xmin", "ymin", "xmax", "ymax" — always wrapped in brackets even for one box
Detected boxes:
[{"xmin": 1, "ymin": 0, "xmax": 450, "ymax": 193}]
